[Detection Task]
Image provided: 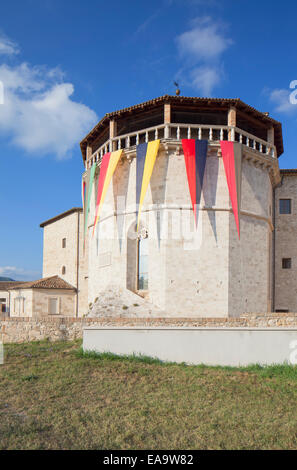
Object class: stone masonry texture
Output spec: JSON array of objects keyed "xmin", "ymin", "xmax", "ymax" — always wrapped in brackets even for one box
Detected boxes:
[{"xmin": 1, "ymin": 314, "xmax": 297, "ymax": 343}]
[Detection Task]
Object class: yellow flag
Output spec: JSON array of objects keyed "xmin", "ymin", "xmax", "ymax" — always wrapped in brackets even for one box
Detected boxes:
[{"xmin": 137, "ymin": 140, "xmax": 160, "ymax": 230}]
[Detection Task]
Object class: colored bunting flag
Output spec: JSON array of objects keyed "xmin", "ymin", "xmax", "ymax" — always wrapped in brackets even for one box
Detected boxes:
[
  {"xmin": 83, "ymin": 163, "xmax": 96, "ymax": 246},
  {"xmin": 220, "ymin": 141, "xmax": 242, "ymax": 239},
  {"xmin": 82, "ymin": 179, "xmax": 86, "ymax": 216},
  {"xmin": 136, "ymin": 140, "xmax": 160, "ymax": 230},
  {"xmin": 93, "ymin": 149, "xmax": 123, "ymax": 235},
  {"xmin": 82, "ymin": 171, "xmax": 90, "ymax": 248},
  {"xmin": 182, "ymin": 139, "xmax": 208, "ymax": 226}
]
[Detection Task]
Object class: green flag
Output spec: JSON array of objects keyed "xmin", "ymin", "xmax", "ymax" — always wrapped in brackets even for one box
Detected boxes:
[{"xmin": 84, "ymin": 163, "xmax": 96, "ymax": 246}]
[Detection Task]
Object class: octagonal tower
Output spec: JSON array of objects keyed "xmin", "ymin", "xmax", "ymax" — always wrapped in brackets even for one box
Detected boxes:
[{"xmin": 80, "ymin": 96, "xmax": 283, "ymax": 317}]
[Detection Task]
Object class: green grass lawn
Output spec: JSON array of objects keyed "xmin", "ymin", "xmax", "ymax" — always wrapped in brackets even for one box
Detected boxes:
[{"xmin": 0, "ymin": 340, "xmax": 297, "ymax": 450}]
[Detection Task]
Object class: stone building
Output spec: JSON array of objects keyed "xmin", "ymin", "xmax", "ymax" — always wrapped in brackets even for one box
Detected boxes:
[
  {"xmin": 40, "ymin": 207, "xmax": 88, "ymax": 316},
  {"xmin": 1, "ymin": 276, "xmax": 76, "ymax": 317},
  {"xmin": 0, "ymin": 281, "xmax": 23, "ymax": 314},
  {"xmin": 274, "ymin": 169, "xmax": 297, "ymax": 312},
  {"xmin": 39, "ymin": 94, "xmax": 297, "ymax": 317}
]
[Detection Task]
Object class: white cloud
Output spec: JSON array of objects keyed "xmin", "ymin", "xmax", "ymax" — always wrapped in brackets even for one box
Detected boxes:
[
  {"xmin": 190, "ymin": 65, "xmax": 221, "ymax": 96},
  {"xmin": 0, "ymin": 266, "xmax": 39, "ymax": 281},
  {"xmin": 134, "ymin": 11, "xmax": 160, "ymax": 35},
  {"xmin": 268, "ymin": 88, "xmax": 296, "ymax": 114},
  {"xmin": 0, "ymin": 35, "xmax": 19, "ymax": 55},
  {"xmin": 175, "ymin": 17, "xmax": 232, "ymax": 96},
  {"xmin": 0, "ymin": 39, "xmax": 97, "ymax": 159},
  {"xmin": 176, "ymin": 17, "xmax": 232, "ymax": 63}
]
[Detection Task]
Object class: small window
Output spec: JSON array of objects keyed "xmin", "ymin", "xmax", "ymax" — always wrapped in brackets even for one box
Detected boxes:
[
  {"xmin": 282, "ymin": 258, "xmax": 291, "ymax": 269},
  {"xmin": 49, "ymin": 298, "xmax": 59, "ymax": 315},
  {"xmin": 62, "ymin": 266, "xmax": 66, "ymax": 275},
  {"xmin": 62, "ymin": 238, "xmax": 66, "ymax": 248},
  {"xmin": 14, "ymin": 297, "xmax": 24, "ymax": 314},
  {"xmin": 275, "ymin": 309, "xmax": 289, "ymax": 313},
  {"xmin": 0, "ymin": 298, "xmax": 6, "ymax": 313},
  {"xmin": 279, "ymin": 199, "xmax": 291, "ymax": 214},
  {"xmin": 138, "ymin": 236, "xmax": 148, "ymax": 290}
]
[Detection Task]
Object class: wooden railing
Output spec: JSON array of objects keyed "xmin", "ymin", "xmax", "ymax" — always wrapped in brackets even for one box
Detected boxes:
[{"xmin": 86, "ymin": 123, "xmax": 276, "ymax": 168}]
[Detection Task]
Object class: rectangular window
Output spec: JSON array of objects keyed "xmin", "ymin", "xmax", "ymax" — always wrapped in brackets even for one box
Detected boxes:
[
  {"xmin": 49, "ymin": 297, "xmax": 59, "ymax": 314},
  {"xmin": 62, "ymin": 238, "xmax": 66, "ymax": 248},
  {"xmin": 0, "ymin": 298, "xmax": 6, "ymax": 313},
  {"xmin": 275, "ymin": 309, "xmax": 289, "ymax": 313},
  {"xmin": 138, "ymin": 237, "xmax": 148, "ymax": 290},
  {"xmin": 279, "ymin": 199, "xmax": 291, "ymax": 214},
  {"xmin": 14, "ymin": 297, "xmax": 24, "ymax": 314},
  {"xmin": 282, "ymin": 258, "xmax": 291, "ymax": 269}
]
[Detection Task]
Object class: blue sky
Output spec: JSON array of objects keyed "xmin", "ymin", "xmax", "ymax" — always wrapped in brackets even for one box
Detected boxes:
[{"xmin": 0, "ymin": 0, "xmax": 297, "ymax": 280}]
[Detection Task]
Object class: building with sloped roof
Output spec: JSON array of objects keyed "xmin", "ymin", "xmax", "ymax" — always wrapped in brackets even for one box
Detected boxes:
[
  {"xmin": 7, "ymin": 275, "xmax": 76, "ymax": 317},
  {"xmin": 0, "ymin": 281, "xmax": 23, "ymax": 314},
  {"xmin": 38, "ymin": 94, "xmax": 297, "ymax": 316}
]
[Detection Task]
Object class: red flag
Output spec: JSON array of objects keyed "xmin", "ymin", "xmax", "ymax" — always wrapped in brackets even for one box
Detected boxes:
[
  {"xmin": 220, "ymin": 141, "xmax": 242, "ymax": 239},
  {"xmin": 92, "ymin": 152, "xmax": 111, "ymax": 236},
  {"xmin": 182, "ymin": 139, "xmax": 208, "ymax": 225}
]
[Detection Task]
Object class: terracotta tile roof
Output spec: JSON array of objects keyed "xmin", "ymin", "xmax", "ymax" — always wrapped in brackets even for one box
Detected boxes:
[
  {"xmin": 40, "ymin": 207, "xmax": 82, "ymax": 228},
  {"xmin": 7, "ymin": 276, "xmax": 76, "ymax": 291},
  {"xmin": 0, "ymin": 281, "xmax": 24, "ymax": 291},
  {"xmin": 80, "ymin": 94, "xmax": 283, "ymax": 159}
]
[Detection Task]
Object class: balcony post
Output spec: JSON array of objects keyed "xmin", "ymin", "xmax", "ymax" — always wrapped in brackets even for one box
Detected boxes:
[
  {"xmin": 228, "ymin": 106, "xmax": 236, "ymax": 141},
  {"xmin": 86, "ymin": 145, "xmax": 92, "ymax": 168},
  {"xmin": 109, "ymin": 119, "xmax": 117, "ymax": 151},
  {"xmin": 164, "ymin": 103, "xmax": 171, "ymax": 139},
  {"xmin": 267, "ymin": 126, "xmax": 275, "ymax": 157},
  {"xmin": 267, "ymin": 126, "xmax": 274, "ymax": 145},
  {"xmin": 164, "ymin": 103, "xmax": 171, "ymax": 123}
]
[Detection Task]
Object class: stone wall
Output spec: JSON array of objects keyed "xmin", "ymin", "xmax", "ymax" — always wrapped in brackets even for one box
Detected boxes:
[
  {"xmin": 1, "ymin": 313, "xmax": 297, "ymax": 343},
  {"xmin": 86, "ymin": 142, "xmax": 276, "ymax": 318},
  {"xmin": 42, "ymin": 210, "xmax": 88, "ymax": 316},
  {"xmin": 275, "ymin": 173, "xmax": 297, "ymax": 311}
]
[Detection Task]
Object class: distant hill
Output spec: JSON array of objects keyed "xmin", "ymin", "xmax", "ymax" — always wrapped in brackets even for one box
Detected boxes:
[{"xmin": 0, "ymin": 277, "xmax": 15, "ymax": 281}]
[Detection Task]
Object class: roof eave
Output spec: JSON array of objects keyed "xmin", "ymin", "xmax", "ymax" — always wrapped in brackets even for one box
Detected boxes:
[
  {"xmin": 80, "ymin": 95, "xmax": 284, "ymax": 160},
  {"xmin": 40, "ymin": 207, "xmax": 82, "ymax": 228}
]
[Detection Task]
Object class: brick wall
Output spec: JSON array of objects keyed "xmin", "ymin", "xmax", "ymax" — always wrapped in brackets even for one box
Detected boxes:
[{"xmin": 1, "ymin": 313, "xmax": 297, "ymax": 343}]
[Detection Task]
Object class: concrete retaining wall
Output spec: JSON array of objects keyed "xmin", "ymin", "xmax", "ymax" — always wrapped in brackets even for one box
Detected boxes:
[{"xmin": 83, "ymin": 327, "xmax": 297, "ymax": 366}]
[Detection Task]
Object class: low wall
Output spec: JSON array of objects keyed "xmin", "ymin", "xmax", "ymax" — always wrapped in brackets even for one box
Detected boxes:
[
  {"xmin": 1, "ymin": 313, "xmax": 297, "ymax": 343},
  {"xmin": 83, "ymin": 327, "xmax": 297, "ymax": 366}
]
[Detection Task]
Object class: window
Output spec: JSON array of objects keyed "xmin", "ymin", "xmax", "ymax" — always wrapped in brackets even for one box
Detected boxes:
[
  {"xmin": 14, "ymin": 297, "xmax": 25, "ymax": 314},
  {"xmin": 62, "ymin": 266, "xmax": 66, "ymax": 275},
  {"xmin": 282, "ymin": 258, "xmax": 291, "ymax": 269},
  {"xmin": 49, "ymin": 297, "xmax": 59, "ymax": 315},
  {"xmin": 276, "ymin": 309, "xmax": 289, "ymax": 313},
  {"xmin": 279, "ymin": 199, "xmax": 291, "ymax": 214},
  {"xmin": 0, "ymin": 298, "xmax": 6, "ymax": 313},
  {"xmin": 62, "ymin": 238, "xmax": 66, "ymax": 248},
  {"xmin": 137, "ymin": 234, "xmax": 148, "ymax": 290}
]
